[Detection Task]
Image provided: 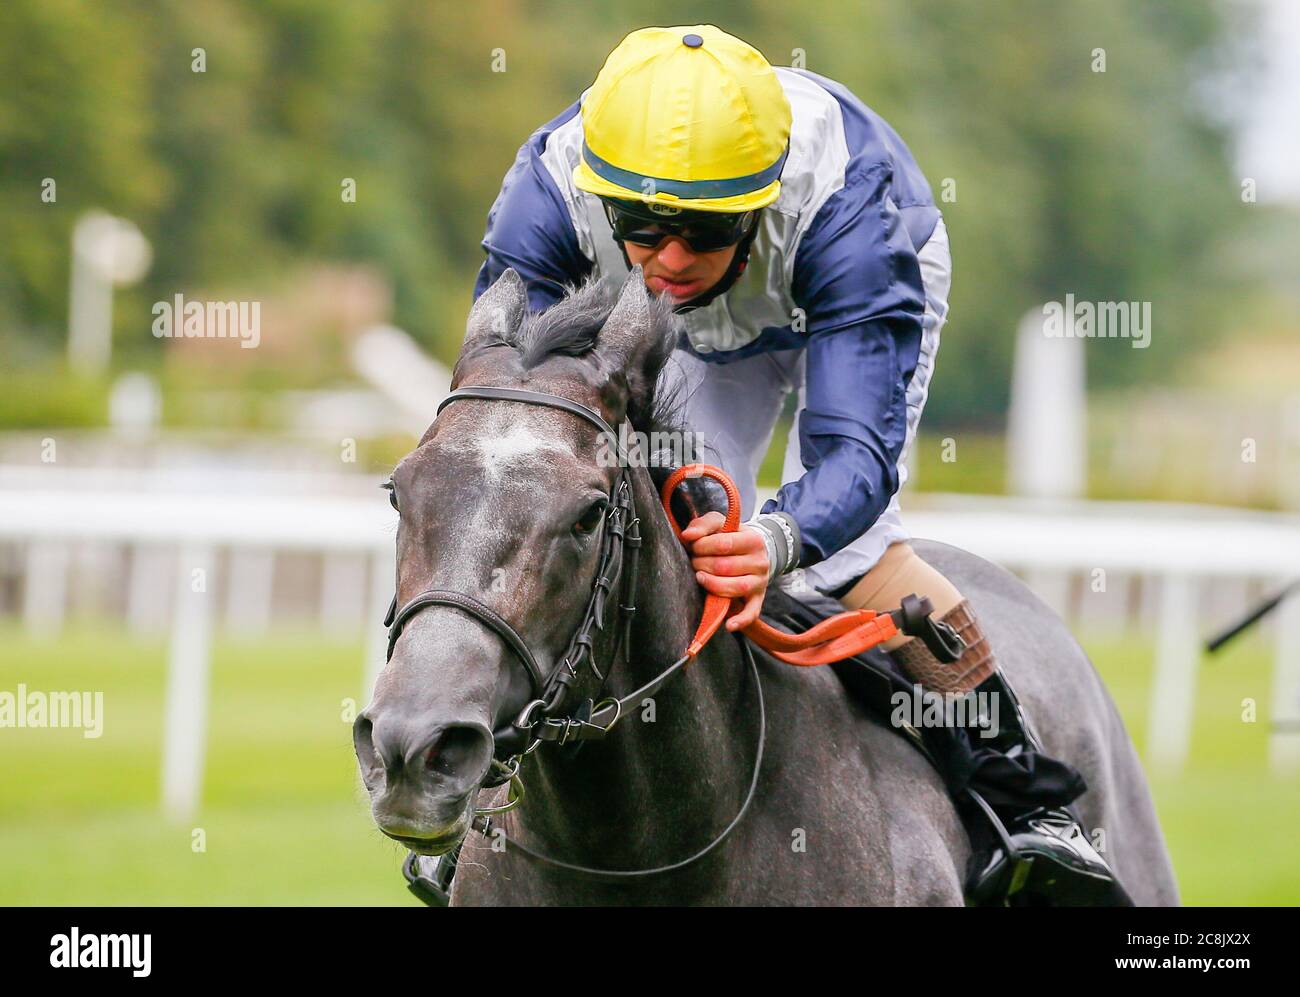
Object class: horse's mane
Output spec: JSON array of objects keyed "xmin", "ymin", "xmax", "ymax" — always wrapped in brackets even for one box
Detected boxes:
[
  {"xmin": 484, "ymin": 274, "xmax": 690, "ymax": 446},
  {"xmin": 467, "ymin": 275, "xmax": 725, "ymax": 515}
]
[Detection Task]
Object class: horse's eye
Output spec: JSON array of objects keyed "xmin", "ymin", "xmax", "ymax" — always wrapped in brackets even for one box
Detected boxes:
[
  {"xmin": 382, "ymin": 481, "xmax": 398, "ymax": 512},
  {"xmin": 573, "ymin": 501, "xmax": 606, "ymax": 536}
]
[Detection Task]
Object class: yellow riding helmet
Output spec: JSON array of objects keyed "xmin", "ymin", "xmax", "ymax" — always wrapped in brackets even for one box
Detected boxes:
[{"xmin": 573, "ymin": 24, "xmax": 792, "ymax": 214}]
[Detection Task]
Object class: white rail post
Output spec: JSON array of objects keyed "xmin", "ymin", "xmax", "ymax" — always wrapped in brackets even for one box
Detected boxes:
[
  {"xmin": 225, "ymin": 549, "xmax": 274, "ymax": 635},
  {"xmin": 161, "ymin": 545, "xmax": 216, "ymax": 823},
  {"xmin": 23, "ymin": 542, "xmax": 69, "ymax": 635},
  {"xmin": 127, "ymin": 543, "xmax": 174, "ymax": 635},
  {"xmin": 1148, "ymin": 573, "xmax": 1200, "ymax": 771},
  {"xmin": 320, "ymin": 551, "xmax": 366, "ymax": 634},
  {"xmin": 1007, "ymin": 306, "xmax": 1086, "ymax": 499},
  {"xmin": 1270, "ymin": 582, "xmax": 1300, "ymax": 773}
]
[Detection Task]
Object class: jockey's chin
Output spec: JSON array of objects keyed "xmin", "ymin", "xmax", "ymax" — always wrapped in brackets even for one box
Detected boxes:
[{"xmin": 625, "ymin": 237, "xmax": 736, "ymax": 303}]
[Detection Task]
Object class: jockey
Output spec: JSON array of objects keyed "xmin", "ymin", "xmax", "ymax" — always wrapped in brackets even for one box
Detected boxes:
[{"xmin": 472, "ymin": 24, "xmax": 1124, "ymax": 905}]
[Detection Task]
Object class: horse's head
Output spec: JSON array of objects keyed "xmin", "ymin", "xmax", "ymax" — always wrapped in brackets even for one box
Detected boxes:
[{"xmin": 354, "ymin": 267, "xmax": 680, "ymax": 853}]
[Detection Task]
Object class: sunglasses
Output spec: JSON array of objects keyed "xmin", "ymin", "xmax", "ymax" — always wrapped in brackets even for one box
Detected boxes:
[{"xmin": 602, "ymin": 200, "xmax": 757, "ymax": 253}]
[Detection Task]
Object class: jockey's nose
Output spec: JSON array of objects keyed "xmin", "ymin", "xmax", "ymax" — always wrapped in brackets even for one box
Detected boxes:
[{"xmin": 655, "ymin": 237, "xmax": 697, "ymax": 273}]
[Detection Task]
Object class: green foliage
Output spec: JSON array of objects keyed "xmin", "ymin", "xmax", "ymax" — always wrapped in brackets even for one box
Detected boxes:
[
  {"xmin": 0, "ymin": 0, "xmax": 1259, "ymax": 423},
  {"xmin": 0, "ymin": 366, "xmax": 109, "ymax": 427}
]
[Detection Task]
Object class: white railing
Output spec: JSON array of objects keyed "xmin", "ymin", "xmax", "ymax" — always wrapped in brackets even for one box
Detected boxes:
[
  {"xmin": 900, "ymin": 495, "xmax": 1300, "ymax": 777},
  {"xmin": 2, "ymin": 485, "xmax": 1298, "ymax": 821},
  {"xmin": 0, "ymin": 485, "xmax": 397, "ymax": 822}
]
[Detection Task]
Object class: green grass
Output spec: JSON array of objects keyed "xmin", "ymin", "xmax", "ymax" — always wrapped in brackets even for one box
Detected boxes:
[
  {"xmin": 0, "ymin": 626, "xmax": 419, "ymax": 905},
  {"xmin": 0, "ymin": 623, "xmax": 1295, "ymax": 905},
  {"xmin": 1077, "ymin": 632, "xmax": 1300, "ymax": 906}
]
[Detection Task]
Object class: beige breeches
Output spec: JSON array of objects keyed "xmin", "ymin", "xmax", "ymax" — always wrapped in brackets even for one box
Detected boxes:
[{"xmin": 837, "ymin": 541, "xmax": 994, "ymax": 694}]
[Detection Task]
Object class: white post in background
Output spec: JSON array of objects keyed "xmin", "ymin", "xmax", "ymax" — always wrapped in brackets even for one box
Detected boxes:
[
  {"xmin": 1007, "ymin": 305, "xmax": 1086, "ymax": 500},
  {"xmin": 1148, "ymin": 573, "xmax": 1200, "ymax": 771},
  {"xmin": 23, "ymin": 542, "xmax": 69, "ymax": 635},
  {"xmin": 225, "ymin": 549, "xmax": 274, "ymax": 635},
  {"xmin": 68, "ymin": 212, "xmax": 152, "ymax": 376},
  {"xmin": 161, "ymin": 545, "xmax": 215, "ymax": 823},
  {"xmin": 127, "ymin": 544, "xmax": 174, "ymax": 635},
  {"xmin": 320, "ymin": 551, "xmax": 366, "ymax": 634},
  {"xmin": 108, "ymin": 371, "xmax": 162, "ymax": 436},
  {"xmin": 1270, "ymin": 582, "xmax": 1300, "ymax": 773},
  {"xmin": 350, "ymin": 325, "xmax": 452, "ymax": 435},
  {"xmin": 1008, "ymin": 305, "xmax": 1087, "ymax": 621}
]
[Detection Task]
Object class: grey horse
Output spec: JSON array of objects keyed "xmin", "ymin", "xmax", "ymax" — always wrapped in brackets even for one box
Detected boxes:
[{"xmin": 354, "ymin": 268, "xmax": 1180, "ymax": 906}]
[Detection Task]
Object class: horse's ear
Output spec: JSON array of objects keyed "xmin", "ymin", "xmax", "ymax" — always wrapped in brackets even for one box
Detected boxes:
[
  {"xmin": 461, "ymin": 268, "xmax": 527, "ymax": 356},
  {"xmin": 594, "ymin": 266, "xmax": 669, "ymax": 392}
]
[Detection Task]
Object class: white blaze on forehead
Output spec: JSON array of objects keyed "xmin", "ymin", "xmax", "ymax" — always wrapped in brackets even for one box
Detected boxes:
[{"xmin": 469, "ymin": 416, "xmax": 573, "ymax": 475}]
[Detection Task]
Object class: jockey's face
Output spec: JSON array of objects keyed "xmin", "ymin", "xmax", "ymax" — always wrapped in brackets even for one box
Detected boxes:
[{"xmin": 624, "ymin": 237, "xmax": 738, "ymax": 303}]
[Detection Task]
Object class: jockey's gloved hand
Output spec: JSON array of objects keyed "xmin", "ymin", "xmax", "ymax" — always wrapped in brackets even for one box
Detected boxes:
[{"xmin": 680, "ymin": 513, "xmax": 772, "ymax": 631}]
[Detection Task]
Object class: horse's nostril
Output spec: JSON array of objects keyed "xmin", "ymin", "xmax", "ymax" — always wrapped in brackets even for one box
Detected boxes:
[
  {"xmin": 353, "ymin": 714, "xmax": 381, "ymax": 779},
  {"xmin": 423, "ymin": 725, "xmax": 489, "ymax": 779},
  {"xmin": 424, "ymin": 731, "xmax": 448, "ymax": 771}
]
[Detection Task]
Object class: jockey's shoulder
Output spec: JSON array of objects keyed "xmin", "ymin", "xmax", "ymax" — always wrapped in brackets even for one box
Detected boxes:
[{"xmin": 768, "ymin": 67, "xmax": 936, "ymax": 219}]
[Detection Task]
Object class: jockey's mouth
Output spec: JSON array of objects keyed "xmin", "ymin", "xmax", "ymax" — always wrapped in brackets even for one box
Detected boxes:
[
  {"xmin": 633, "ymin": 240, "xmax": 739, "ymax": 304},
  {"xmin": 644, "ymin": 273, "xmax": 710, "ymax": 300}
]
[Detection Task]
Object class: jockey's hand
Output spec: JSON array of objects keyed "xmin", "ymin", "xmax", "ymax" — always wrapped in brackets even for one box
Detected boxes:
[{"xmin": 680, "ymin": 512, "xmax": 770, "ymax": 631}]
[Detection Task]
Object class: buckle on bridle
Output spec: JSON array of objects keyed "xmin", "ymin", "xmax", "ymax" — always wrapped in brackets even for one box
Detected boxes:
[
  {"xmin": 520, "ymin": 696, "xmax": 622, "ymax": 747},
  {"xmin": 540, "ymin": 715, "xmax": 588, "ymax": 746},
  {"xmin": 514, "ymin": 698, "xmax": 547, "ymax": 731},
  {"xmin": 591, "ymin": 696, "xmax": 621, "ymax": 734}
]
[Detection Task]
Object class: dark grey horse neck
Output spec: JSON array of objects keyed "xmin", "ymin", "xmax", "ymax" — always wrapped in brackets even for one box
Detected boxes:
[{"xmin": 498, "ymin": 462, "xmax": 760, "ymax": 890}]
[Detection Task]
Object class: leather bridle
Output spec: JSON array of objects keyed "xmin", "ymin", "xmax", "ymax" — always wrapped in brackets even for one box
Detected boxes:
[
  {"xmin": 385, "ymin": 384, "xmax": 963, "ymax": 898},
  {"xmin": 384, "ymin": 385, "xmax": 648, "ymax": 761},
  {"xmin": 386, "ymin": 384, "xmax": 765, "ymax": 886}
]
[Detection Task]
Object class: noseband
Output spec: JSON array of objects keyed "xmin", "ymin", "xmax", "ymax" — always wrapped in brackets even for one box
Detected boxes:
[
  {"xmin": 385, "ymin": 383, "xmax": 770, "ymax": 898},
  {"xmin": 384, "ymin": 385, "xmax": 643, "ymax": 758}
]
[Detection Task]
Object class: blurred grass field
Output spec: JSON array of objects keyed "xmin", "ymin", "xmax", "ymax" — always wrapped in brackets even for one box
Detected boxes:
[{"xmin": 0, "ymin": 622, "xmax": 1296, "ymax": 905}]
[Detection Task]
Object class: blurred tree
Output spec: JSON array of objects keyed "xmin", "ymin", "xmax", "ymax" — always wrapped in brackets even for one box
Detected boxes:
[
  {"xmin": 0, "ymin": 0, "xmax": 1259, "ymax": 424},
  {"xmin": 0, "ymin": 0, "xmax": 164, "ymax": 350}
]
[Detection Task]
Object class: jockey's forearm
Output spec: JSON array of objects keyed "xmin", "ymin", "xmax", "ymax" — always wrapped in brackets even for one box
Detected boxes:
[
  {"xmin": 763, "ymin": 437, "xmax": 900, "ymax": 568},
  {"xmin": 760, "ymin": 317, "xmax": 919, "ymax": 569}
]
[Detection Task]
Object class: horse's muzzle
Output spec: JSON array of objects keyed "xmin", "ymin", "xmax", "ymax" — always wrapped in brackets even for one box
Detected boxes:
[{"xmin": 353, "ymin": 712, "xmax": 493, "ymax": 845}]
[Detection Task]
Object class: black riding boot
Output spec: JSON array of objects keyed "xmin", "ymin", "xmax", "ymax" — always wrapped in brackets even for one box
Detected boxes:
[
  {"xmin": 960, "ymin": 669, "xmax": 1133, "ymax": 906},
  {"xmin": 885, "ymin": 597, "xmax": 1132, "ymax": 906}
]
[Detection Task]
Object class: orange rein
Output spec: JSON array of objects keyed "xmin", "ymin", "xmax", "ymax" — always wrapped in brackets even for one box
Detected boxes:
[{"xmin": 659, "ymin": 464, "xmax": 899, "ymax": 665}]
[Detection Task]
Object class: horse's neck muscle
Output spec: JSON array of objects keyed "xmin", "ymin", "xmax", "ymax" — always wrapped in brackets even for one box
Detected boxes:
[{"xmin": 504, "ymin": 467, "xmax": 754, "ymax": 873}]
